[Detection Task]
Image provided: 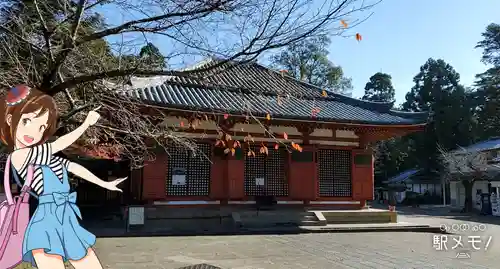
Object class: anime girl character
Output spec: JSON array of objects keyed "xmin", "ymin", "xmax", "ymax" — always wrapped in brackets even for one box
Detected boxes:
[{"xmin": 0, "ymin": 85, "xmax": 127, "ymax": 269}]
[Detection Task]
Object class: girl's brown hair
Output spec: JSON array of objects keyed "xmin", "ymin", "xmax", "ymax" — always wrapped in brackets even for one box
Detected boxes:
[{"xmin": 0, "ymin": 86, "xmax": 58, "ymax": 151}]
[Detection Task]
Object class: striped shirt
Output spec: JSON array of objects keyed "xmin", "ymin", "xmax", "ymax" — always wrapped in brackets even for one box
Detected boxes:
[{"xmin": 16, "ymin": 143, "xmax": 70, "ymax": 195}]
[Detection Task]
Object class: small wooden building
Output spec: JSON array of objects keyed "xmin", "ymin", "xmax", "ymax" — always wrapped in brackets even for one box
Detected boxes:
[{"xmin": 127, "ymin": 59, "xmax": 428, "ymax": 209}]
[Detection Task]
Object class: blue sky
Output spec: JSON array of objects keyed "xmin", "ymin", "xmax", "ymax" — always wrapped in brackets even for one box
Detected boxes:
[
  {"xmin": 329, "ymin": 0, "xmax": 500, "ymax": 104},
  {"xmin": 99, "ymin": 1, "xmax": 499, "ymax": 105}
]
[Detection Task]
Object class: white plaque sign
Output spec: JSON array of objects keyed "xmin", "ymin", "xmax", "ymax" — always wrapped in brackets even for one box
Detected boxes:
[
  {"xmin": 128, "ymin": 206, "xmax": 145, "ymax": 225},
  {"xmin": 255, "ymin": 177, "xmax": 264, "ymax": 186},
  {"xmin": 172, "ymin": 168, "xmax": 187, "ymax": 186},
  {"xmin": 172, "ymin": 175, "xmax": 186, "ymax": 185}
]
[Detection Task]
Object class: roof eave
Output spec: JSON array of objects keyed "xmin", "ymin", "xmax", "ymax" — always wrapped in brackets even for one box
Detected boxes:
[{"xmin": 136, "ymin": 100, "xmax": 428, "ymax": 127}]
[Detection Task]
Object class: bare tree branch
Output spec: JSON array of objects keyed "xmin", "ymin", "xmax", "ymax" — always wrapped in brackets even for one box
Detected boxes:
[
  {"xmin": 439, "ymin": 145, "xmax": 496, "ymax": 179},
  {"xmin": 76, "ymin": 2, "xmax": 230, "ymax": 46},
  {"xmin": 60, "ymin": 102, "xmax": 96, "ymax": 123},
  {"xmin": 54, "ymin": 0, "xmax": 108, "ymax": 32},
  {"xmin": 0, "ymin": 25, "xmax": 44, "ymax": 54},
  {"xmin": 33, "ymin": 0, "xmax": 55, "ymax": 61},
  {"xmin": 0, "ymin": 0, "xmax": 378, "ymax": 167},
  {"xmin": 439, "ymin": 144, "xmax": 500, "ymax": 211},
  {"xmin": 43, "ymin": 0, "xmax": 88, "ymax": 88},
  {"xmin": 71, "ymin": 0, "xmax": 88, "ymax": 41}
]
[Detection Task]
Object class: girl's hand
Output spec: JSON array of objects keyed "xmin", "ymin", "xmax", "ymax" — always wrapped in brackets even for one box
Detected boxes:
[
  {"xmin": 104, "ymin": 177, "xmax": 127, "ymax": 192},
  {"xmin": 84, "ymin": 106, "xmax": 101, "ymax": 127}
]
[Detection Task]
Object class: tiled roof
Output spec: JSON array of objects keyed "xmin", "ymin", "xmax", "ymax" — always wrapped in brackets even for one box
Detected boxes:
[
  {"xmin": 126, "ymin": 59, "xmax": 428, "ymax": 125},
  {"xmin": 385, "ymin": 169, "xmax": 421, "ymax": 184},
  {"xmin": 455, "ymin": 138, "xmax": 500, "ymax": 153}
]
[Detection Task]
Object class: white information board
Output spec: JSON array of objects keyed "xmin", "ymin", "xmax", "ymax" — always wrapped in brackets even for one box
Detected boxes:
[
  {"xmin": 492, "ymin": 190, "xmax": 500, "ymax": 217},
  {"xmin": 172, "ymin": 175, "xmax": 186, "ymax": 185},
  {"xmin": 492, "ymin": 192, "xmax": 498, "ymax": 216},
  {"xmin": 128, "ymin": 206, "xmax": 145, "ymax": 225},
  {"xmin": 255, "ymin": 177, "xmax": 264, "ymax": 186},
  {"xmin": 172, "ymin": 168, "xmax": 187, "ymax": 186}
]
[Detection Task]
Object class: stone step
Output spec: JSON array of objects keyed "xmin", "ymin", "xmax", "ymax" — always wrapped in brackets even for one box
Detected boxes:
[
  {"xmin": 323, "ymin": 217, "xmax": 391, "ymax": 224},
  {"xmin": 239, "ymin": 215, "xmax": 318, "ymax": 223},
  {"xmin": 238, "ymin": 210, "xmax": 316, "ymax": 218},
  {"xmin": 299, "ymin": 220, "xmax": 325, "ymax": 226},
  {"xmin": 241, "ymin": 220, "xmax": 325, "ymax": 228},
  {"xmin": 321, "ymin": 210, "xmax": 397, "ymax": 224},
  {"xmin": 142, "ymin": 218, "xmax": 235, "ymax": 232},
  {"xmin": 302, "ymin": 215, "xmax": 317, "ymax": 220},
  {"xmin": 236, "ymin": 210, "xmax": 324, "ymax": 228},
  {"xmin": 145, "ymin": 207, "xmax": 231, "ymax": 219}
]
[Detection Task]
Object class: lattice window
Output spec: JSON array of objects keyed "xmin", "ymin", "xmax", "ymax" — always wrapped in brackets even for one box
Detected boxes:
[
  {"xmin": 166, "ymin": 143, "xmax": 211, "ymax": 196},
  {"xmin": 244, "ymin": 146, "xmax": 288, "ymax": 196},
  {"xmin": 187, "ymin": 144, "xmax": 211, "ymax": 196},
  {"xmin": 318, "ymin": 149, "xmax": 352, "ymax": 197}
]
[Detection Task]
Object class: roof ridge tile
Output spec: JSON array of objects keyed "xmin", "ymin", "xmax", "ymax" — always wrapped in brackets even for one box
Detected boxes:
[{"xmin": 126, "ymin": 58, "xmax": 429, "ymax": 125}]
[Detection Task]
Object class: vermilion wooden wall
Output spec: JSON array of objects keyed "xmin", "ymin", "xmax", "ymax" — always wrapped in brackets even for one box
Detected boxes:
[
  {"xmin": 351, "ymin": 149, "xmax": 374, "ymax": 202},
  {"xmin": 140, "ymin": 146, "xmax": 375, "ymax": 204},
  {"xmin": 209, "ymin": 155, "xmax": 225, "ymax": 199},
  {"xmin": 227, "ymin": 155, "xmax": 245, "ymax": 199},
  {"xmin": 142, "ymin": 154, "xmax": 167, "ymax": 201},
  {"xmin": 289, "ymin": 145, "xmax": 317, "ymax": 201}
]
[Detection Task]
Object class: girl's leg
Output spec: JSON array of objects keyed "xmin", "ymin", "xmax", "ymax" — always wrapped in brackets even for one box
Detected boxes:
[
  {"xmin": 69, "ymin": 247, "xmax": 103, "ymax": 269},
  {"xmin": 32, "ymin": 249, "xmax": 66, "ymax": 269}
]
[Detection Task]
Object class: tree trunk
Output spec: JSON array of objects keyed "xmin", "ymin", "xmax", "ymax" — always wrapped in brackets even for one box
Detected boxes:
[
  {"xmin": 462, "ymin": 180, "xmax": 474, "ymax": 212},
  {"xmin": 299, "ymin": 64, "xmax": 306, "ymax": 81},
  {"xmin": 442, "ymin": 181, "xmax": 446, "ymax": 206}
]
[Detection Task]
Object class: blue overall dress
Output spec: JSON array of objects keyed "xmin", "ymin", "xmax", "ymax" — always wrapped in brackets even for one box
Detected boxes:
[{"xmin": 22, "ymin": 165, "xmax": 96, "ymax": 266}]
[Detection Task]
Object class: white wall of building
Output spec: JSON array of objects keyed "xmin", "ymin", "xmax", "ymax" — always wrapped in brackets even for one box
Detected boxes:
[
  {"xmin": 407, "ymin": 183, "xmax": 441, "ymax": 195},
  {"xmin": 449, "ymin": 180, "xmax": 489, "ymax": 209}
]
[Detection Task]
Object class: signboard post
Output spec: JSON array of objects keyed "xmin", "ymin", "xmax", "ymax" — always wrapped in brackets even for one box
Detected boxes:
[
  {"xmin": 127, "ymin": 205, "xmax": 145, "ymax": 232},
  {"xmin": 172, "ymin": 168, "xmax": 187, "ymax": 186}
]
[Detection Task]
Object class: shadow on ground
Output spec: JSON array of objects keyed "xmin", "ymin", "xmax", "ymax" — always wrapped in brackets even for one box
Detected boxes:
[
  {"xmin": 88, "ymin": 225, "xmax": 441, "ymax": 238},
  {"xmin": 81, "ymin": 217, "xmax": 442, "ymax": 238}
]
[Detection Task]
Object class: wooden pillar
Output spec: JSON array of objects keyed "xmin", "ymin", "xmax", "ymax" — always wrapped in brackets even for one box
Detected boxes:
[
  {"xmin": 209, "ymin": 153, "xmax": 226, "ymax": 201},
  {"xmin": 298, "ymin": 125, "xmax": 313, "ymax": 145},
  {"xmin": 289, "ymin": 145, "xmax": 316, "ymax": 201},
  {"xmin": 357, "ymin": 131, "xmax": 369, "ymax": 149},
  {"xmin": 142, "ymin": 152, "xmax": 167, "ymax": 202},
  {"xmin": 288, "ymin": 126, "xmax": 315, "ymax": 202},
  {"xmin": 227, "ymin": 151, "xmax": 245, "ymax": 199},
  {"xmin": 129, "ymin": 167, "xmax": 144, "ymax": 202},
  {"xmin": 217, "ymin": 119, "xmax": 245, "ymax": 200},
  {"xmin": 352, "ymin": 149, "xmax": 374, "ymax": 208}
]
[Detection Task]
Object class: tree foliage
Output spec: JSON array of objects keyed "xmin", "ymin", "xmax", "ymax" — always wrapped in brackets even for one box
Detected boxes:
[
  {"xmin": 476, "ymin": 23, "xmax": 500, "ymax": 67},
  {"xmin": 270, "ymin": 35, "xmax": 353, "ymax": 96},
  {"xmin": 362, "ymin": 72, "xmax": 395, "ymax": 103},
  {"xmin": 374, "ymin": 59, "xmax": 478, "ymax": 185},
  {"xmin": 362, "ymin": 72, "xmax": 397, "ymax": 185},
  {"xmin": 138, "ymin": 43, "xmax": 166, "ymax": 70},
  {"xmin": 373, "ymin": 23, "xmax": 500, "ymax": 210},
  {"xmin": 408, "ymin": 59, "xmax": 476, "ymax": 176},
  {"xmin": 425, "ymin": 24, "xmax": 500, "ymax": 210},
  {"xmin": 475, "ymin": 23, "xmax": 500, "ymax": 139}
]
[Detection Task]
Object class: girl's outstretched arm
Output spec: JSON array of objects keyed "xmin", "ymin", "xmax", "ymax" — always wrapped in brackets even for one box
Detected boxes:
[
  {"xmin": 67, "ymin": 162, "xmax": 126, "ymax": 192},
  {"xmin": 51, "ymin": 108, "xmax": 101, "ymax": 154},
  {"xmin": 51, "ymin": 122, "xmax": 90, "ymax": 154}
]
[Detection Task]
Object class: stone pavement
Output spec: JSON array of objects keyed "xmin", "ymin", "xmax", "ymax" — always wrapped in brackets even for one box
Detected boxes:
[
  {"xmin": 396, "ymin": 206, "xmax": 500, "ymax": 233},
  {"xmin": 95, "ymin": 230, "xmax": 500, "ymax": 269},
  {"xmin": 92, "ymin": 206, "xmax": 500, "ymax": 269}
]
